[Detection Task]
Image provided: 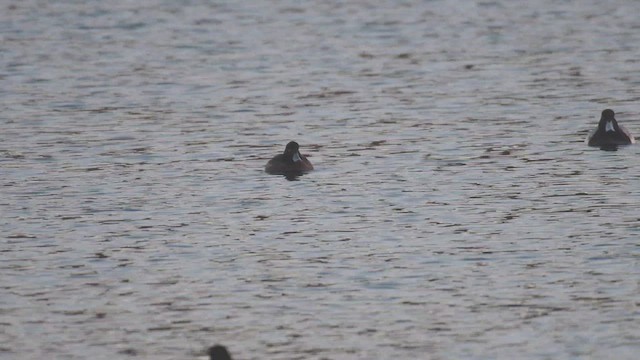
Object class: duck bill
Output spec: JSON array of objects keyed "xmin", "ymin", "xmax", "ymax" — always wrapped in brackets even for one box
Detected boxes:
[
  {"xmin": 605, "ymin": 120, "xmax": 615, "ymax": 132},
  {"xmin": 292, "ymin": 152, "xmax": 302, "ymax": 162}
]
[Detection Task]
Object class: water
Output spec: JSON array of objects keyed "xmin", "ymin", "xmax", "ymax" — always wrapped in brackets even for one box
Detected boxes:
[{"xmin": 2, "ymin": 1, "xmax": 640, "ymax": 359}]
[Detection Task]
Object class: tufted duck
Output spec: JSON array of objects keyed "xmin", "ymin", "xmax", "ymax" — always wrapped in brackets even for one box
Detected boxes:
[
  {"xmin": 586, "ymin": 109, "xmax": 635, "ymax": 148},
  {"xmin": 265, "ymin": 141, "xmax": 314, "ymax": 177}
]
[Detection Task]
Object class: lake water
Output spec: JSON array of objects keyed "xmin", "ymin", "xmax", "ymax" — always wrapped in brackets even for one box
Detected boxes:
[{"xmin": 2, "ymin": 1, "xmax": 640, "ymax": 359}]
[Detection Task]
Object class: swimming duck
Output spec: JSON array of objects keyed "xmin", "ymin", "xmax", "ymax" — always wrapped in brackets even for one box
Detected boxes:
[
  {"xmin": 586, "ymin": 109, "xmax": 635, "ymax": 147},
  {"xmin": 265, "ymin": 141, "xmax": 314, "ymax": 176}
]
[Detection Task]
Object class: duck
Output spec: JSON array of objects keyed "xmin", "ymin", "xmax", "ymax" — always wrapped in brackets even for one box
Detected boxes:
[
  {"xmin": 265, "ymin": 141, "xmax": 314, "ymax": 176},
  {"xmin": 208, "ymin": 345, "xmax": 232, "ymax": 360},
  {"xmin": 586, "ymin": 109, "xmax": 635, "ymax": 147}
]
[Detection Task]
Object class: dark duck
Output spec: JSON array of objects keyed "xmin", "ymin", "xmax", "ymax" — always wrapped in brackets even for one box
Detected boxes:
[
  {"xmin": 265, "ymin": 141, "xmax": 314, "ymax": 178},
  {"xmin": 586, "ymin": 109, "xmax": 635, "ymax": 149}
]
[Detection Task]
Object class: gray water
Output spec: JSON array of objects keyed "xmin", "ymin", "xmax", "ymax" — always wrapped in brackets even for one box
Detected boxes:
[{"xmin": 2, "ymin": 1, "xmax": 640, "ymax": 359}]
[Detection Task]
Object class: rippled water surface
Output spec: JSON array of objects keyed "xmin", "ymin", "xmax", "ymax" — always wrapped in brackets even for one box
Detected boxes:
[{"xmin": 2, "ymin": 1, "xmax": 640, "ymax": 359}]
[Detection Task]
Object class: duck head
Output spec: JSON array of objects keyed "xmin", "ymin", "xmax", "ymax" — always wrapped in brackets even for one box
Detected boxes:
[
  {"xmin": 283, "ymin": 141, "xmax": 302, "ymax": 163},
  {"xmin": 599, "ymin": 109, "xmax": 618, "ymax": 133}
]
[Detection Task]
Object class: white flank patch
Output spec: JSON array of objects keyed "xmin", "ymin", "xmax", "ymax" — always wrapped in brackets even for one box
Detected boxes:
[{"xmin": 605, "ymin": 121, "xmax": 615, "ymax": 132}]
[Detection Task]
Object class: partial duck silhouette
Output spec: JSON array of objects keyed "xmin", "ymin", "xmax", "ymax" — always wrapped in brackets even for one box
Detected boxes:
[
  {"xmin": 208, "ymin": 345, "xmax": 232, "ymax": 360},
  {"xmin": 265, "ymin": 141, "xmax": 314, "ymax": 180},
  {"xmin": 586, "ymin": 109, "xmax": 635, "ymax": 151}
]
